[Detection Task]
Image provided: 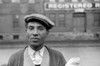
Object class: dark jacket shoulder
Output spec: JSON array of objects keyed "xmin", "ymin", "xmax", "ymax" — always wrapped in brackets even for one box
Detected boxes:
[
  {"xmin": 46, "ymin": 46, "xmax": 64, "ymax": 57},
  {"xmin": 46, "ymin": 46, "xmax": 66, "ymax": 66},
  {"xmin": 7, "ymin": 49, "xmax": 25, "ymax": 66}
]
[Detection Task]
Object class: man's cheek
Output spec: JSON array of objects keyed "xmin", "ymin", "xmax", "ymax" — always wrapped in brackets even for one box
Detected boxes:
[
  {"xmin": 26, "ymin": 33, "xmax": 31, "ymax": 39},
  {"xmin": 42, "ymin": 34, "xmax": 48, "ymax": 40}
]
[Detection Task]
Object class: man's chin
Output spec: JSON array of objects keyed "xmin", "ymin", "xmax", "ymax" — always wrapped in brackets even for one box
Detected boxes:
[{"xmin": 29, "ymin": 41, "xmax": 40, "ymax": 46}]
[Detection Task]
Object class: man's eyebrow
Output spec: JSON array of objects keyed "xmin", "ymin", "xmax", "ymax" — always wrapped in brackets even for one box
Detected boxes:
[
  {"xmin": 28, "ymin": 26, "xmax": 34, "ymax": 27},
  {"xmin": 28, "ymin": 26, "xmax": 34, "ymax": 28},
  {"xmin": 38, "ymin": 25, "xmax": 44, "ymax": 27}
]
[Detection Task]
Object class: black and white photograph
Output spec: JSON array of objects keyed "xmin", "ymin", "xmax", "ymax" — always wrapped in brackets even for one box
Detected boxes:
[{"xmin": 0, "ymin": 0, "xmax": 100, "ymax": 66}]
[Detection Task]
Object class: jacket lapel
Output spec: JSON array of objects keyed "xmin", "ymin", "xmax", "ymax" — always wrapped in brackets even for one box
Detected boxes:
[{"xmin": 41, "ymin": 47, "xmax": 50, "ymax": 66}]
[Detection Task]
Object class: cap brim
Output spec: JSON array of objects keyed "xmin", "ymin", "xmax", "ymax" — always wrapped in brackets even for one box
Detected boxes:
[{"xmin": 25, "ymin": 16, "xmax": 53, "ymax": 30}]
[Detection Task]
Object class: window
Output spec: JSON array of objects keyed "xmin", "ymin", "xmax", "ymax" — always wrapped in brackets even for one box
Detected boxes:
[
  {"xmin": 12, "ymin": 15, "xmax": 19, "ymax": 28},
  {"xmin": 13, "ymin": 35, "xmax": 19, "ymax": 40},
  {"xmin": 0, "ymin": 35, "xmax": 3, "ymax": 40},
  {"xmin": 94, "ymin": 13, "xmax": 100, "ymax": 27},
  {"xmin": 49, "ymin": 0, "xmax": 55, "ymax": 2},
  {"xmin": 28, "ymin": 0, "xmax": 35, "ymax": 3},
  {"xmin": 58, "ymin": 13, "xmax": 65, "ymax": 27},
  {"xmin": 59, "ymin": 0, "xmax": 65, "ymax": 2},
  {"xmin": 72, "ymin": 0, "xmax": 78, "ymax": 2},
  {"xmin": 49, "ymin": 13, "xmax": 56, "ymax": 25},
  {"xmin": 11, "ymin": 0, "xmax": 20, "ymax": 3}
]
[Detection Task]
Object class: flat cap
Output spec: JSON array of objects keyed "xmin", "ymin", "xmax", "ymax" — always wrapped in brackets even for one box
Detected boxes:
[{"xmin": 24, "ymin": 14, "xmax": 55, "ymax": 30}]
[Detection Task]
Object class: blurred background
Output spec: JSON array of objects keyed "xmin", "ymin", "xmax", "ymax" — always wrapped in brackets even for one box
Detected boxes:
[{"xmin": 0, "ymin": 0, "xmax": 100, "ymax": 66}]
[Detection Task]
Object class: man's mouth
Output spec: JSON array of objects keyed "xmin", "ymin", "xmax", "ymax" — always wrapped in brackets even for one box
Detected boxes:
[
  {"xmin": 32, "ymin": 40, "xmax": 38, "ymax": 43},
  {"xmin": 31, "ymin": 38, "xmax": 40, "ymax": 41}
]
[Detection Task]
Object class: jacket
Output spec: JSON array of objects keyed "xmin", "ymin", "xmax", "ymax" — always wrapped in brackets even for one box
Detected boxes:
[{"xmin": 7, "ymin": 46, "xmax": 66, "ymax": 66}]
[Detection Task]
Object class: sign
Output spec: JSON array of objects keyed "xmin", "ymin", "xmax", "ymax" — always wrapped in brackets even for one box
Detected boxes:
[{"xmin": 44, "ymin": 2, "xmax": 100, "ymax": 10}]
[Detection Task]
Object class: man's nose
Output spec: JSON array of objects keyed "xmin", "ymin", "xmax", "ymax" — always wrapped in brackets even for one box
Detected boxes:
[{"xmin": 32, "ymin": 29, "xmax": 39, "ymax": 36}]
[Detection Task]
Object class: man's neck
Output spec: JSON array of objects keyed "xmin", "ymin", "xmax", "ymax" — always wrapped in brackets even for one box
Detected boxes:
[{"xmin": 30, "ymin": 44, "xmax": 44, "ymax": 51}]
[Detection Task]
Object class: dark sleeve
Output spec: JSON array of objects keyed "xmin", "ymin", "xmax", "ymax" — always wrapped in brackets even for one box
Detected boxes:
[
  {"xmin": 7, "ymin": 49, "xmax": 24, "ymax": 66},
  {"xmin": 7, "ymin": 55, "xmax": 15, "ymax": 66},
  {"xmin": 58, "ymin": 51, "xmax": 66, "ymax": 66},
  {"xmin": 51, "ymin": 49, "xmax": 66, "ymax": 66},
  {"xmin": 46, "ymin": 46, "xmax": 67, "ymax": 66}
]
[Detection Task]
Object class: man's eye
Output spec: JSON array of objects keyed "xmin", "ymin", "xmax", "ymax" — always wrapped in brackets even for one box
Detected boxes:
[
  {"xmin": 29, "ymin": 27, "xmax": 34, "ymax": 30},
  {"xmin": 38, "ymin": 26, "xmax": 45, "ymax": 30}
]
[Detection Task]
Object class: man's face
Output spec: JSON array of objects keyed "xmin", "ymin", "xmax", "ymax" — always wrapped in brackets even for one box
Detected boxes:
[{"xmin": 26, "ymin": 22, "xmax": 49, "ymax": 46}]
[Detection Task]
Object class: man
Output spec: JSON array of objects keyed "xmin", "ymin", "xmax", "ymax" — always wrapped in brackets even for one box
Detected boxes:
[{"xmin": 7, "ymin": 14, "xmax": 66, "ymax": 66}]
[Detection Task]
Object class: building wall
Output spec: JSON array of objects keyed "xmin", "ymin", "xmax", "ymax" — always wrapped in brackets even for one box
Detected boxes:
[
  {"xmin": 0, "ymin": 15, "xmax": 12, "ymax": 33},
  {"xmin": 0, "ymin": 0, "xmax": 100, "ymax": 40}
]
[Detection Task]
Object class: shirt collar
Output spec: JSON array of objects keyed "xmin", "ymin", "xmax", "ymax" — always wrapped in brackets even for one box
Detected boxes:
[{"xmin": 28, "ymin": 46, "xmax": 45, "ymax": 56}]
